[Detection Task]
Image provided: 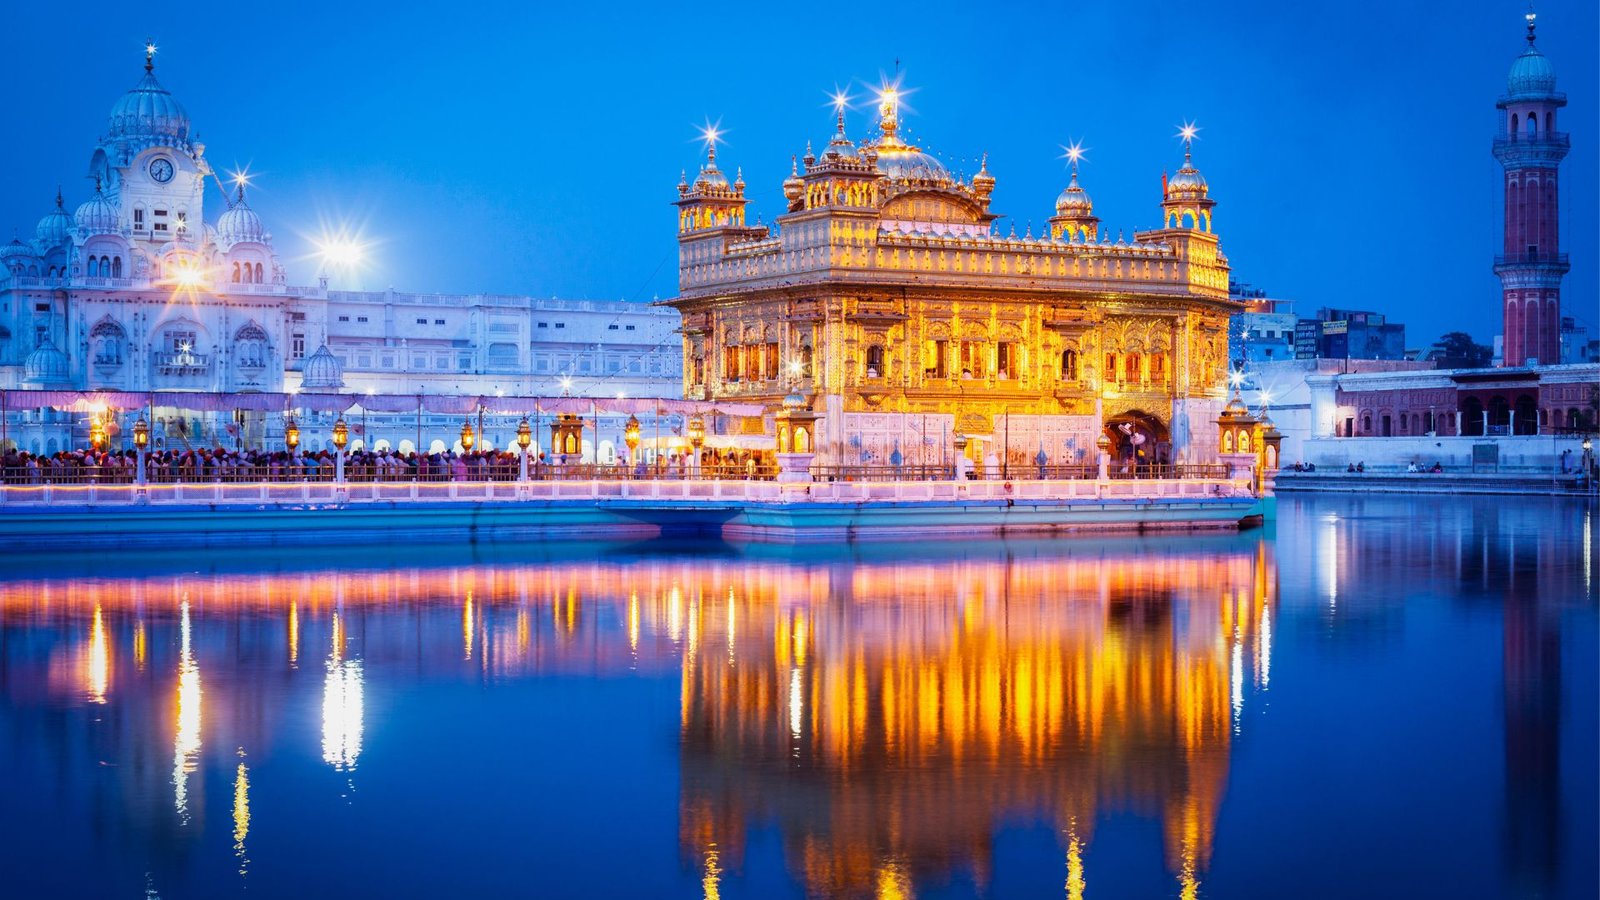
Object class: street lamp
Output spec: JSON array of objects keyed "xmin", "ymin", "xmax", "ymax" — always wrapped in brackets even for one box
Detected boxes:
[
  {"xmin": 624, "ymin": 414, "xmax": 641, "ymax": 463},
  {"xmin": 687, "ymin": 414, "xmax": 706, "ymax": 478},
  {"xmin": 460, "ymin": 419, "xmax": 476, "ymax": 452},
  {"xmin": 285, "ymin": 416, "xmax": 300, "ymax": 452},
  {"xmin": 517, "ymin": 416, "xmax": 532, "ymax": 482},
  {"xmin": 332, "ymin": 417, "xmax": 349, "ymax": 484},
  {"xmin": 133, "ymin": 416, "xmax": 149, "ymax": 487}
]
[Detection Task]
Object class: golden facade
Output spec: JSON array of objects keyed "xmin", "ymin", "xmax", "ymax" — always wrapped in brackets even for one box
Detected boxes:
[{"xmin": 667, "ymin": 89, "xmax": 1241, "ymax": 463}]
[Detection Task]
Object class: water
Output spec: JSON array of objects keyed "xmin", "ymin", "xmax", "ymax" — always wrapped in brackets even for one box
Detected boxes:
[{"xmin": 0, "ymin": 495, "xmax": 1594, "ymax": 899}]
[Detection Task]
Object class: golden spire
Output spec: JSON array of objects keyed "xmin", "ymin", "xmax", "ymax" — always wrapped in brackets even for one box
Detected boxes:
[{"xmin": 144, "ymin": 38, "xmax": 157, "ymax": 73}]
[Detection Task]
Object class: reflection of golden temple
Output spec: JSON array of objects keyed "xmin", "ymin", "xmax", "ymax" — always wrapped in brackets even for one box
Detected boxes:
[{"xmin": 676, "ymin": 548, "xmax": 1275, "ymax": 897}]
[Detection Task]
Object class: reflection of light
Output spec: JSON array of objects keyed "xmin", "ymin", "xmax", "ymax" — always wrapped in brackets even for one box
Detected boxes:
[
  {"xmin": 1065, "ymin": 824, "xmax": 1085, "ymax": 900},
  {"xmin": 87, "ymin": 604, "xmax": 110, "ymax": 704},
  {"xmin": 463, "ymin": 592, "xmax": 474, "ymax": 660},
  {"xmin": 233, "ymin": 757, "xmax": 251, "ymax": 876},
  {"xmin": 1319, "ymin": 514, "xmax": 1340, "ymax": 609},
  {"xmin": 288, "ymin": 601, "xmax": 299, "ymax": 668},
  {"xmin": 789, "ymin": 666, "xmax": 803, "ymax": 740},
  {"xmin": 1584, "ymin": 507, "xmax": 1592, "ymax": 596},
  {"xmin": 628, "ymin": 592, "xmax": 640, "ymax": 654},
  {"xmin": 1258, "ymin": 606, "xmax": 1272, "ymax": 690},
  {"xmin": 321, "ymin": 659, "xmax": 365, "ymax": 770},
  {"xmin": 701, "ymin": 845, "xmax": 722, "ymax": 900},
  {"xmin": 133, "ymin": 618, "xmax": 147, "ymax": 671},
  {"xmin": 1230, "ymin": 622, "xmax": 1244, "ymax": 731},
  {"xmin": 668, "ymin": 587, "xmax": 684, "ymax": 643},
  {"xmin": 876, "ymin": 860, "xmax": 911, "ymax": 900},
  {"xmin": 173, "ymin": 601, "xmax": 202, "ymax": 822}
]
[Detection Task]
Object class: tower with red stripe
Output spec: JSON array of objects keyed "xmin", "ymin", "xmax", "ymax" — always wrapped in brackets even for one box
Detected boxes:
[{"xmin": 1492, "ymin": 10, "xmax": 1569, "ymax": 367}]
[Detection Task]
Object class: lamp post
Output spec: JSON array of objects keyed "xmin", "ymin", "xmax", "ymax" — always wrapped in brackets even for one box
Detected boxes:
[
  {"xmin": 624, "ymin": 415, "xmax": 641, "ymax": 472},
  {"xmin": 460, "ymin": 418, "xmax": 476, "ymax": 453},
  {"xmin": 132, "ymin": 416, "xmax": 149, "ymax": 487},
  {"xmin": 89, "ymin": 413, "xmax": 108, "ymax": 453},
  {"xmin": 517, "ymin": 417, "xmax": 532, "ymax": 482},
  {"xmin": 332, "ymin": 416, "xmax": 349, "ymax": 485},
  {"xmin": 687, "ymin": 414, "xmax": 706, "ymax": 477}
]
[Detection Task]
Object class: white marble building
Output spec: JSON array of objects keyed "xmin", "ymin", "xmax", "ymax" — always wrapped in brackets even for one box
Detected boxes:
[{"xmin": 0, "ymin": 48, "xmax": 680, "ymax": 455}]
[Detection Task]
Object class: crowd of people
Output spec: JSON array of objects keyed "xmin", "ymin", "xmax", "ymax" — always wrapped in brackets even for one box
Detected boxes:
[{"xmin": 0, "ymin": 446, "xmax": 779, "ymax": 485}]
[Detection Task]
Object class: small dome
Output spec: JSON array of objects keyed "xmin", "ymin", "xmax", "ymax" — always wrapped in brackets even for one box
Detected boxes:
[
  {"xmin": 1054, "ymin": 172, "xmax": 1093, "ymax": 216},
  {"xmin": 24, "ymin": 338, "xmax": 71, "ymax": 384},
  {"xmin": 74, "ymin": 190, "xmax": 119, "ymax": 236},
  {"xmin": 694, "ymin": 162, "xmax": 729, "ymax": 190},
  {"xmin": 782, "ymin": 388, "xmax": 808, "ymax": 410},
  {"xmin": 1506, "ymin": 44, "xmax": 1557, "ymax": 98},
  {"xmin": 1221, "ymin": 391, "xmax": 1250, "ymax": 418},
  {"xmin": 874, "ymin": 146, "xmax": 953, "ymax": 185},
  {"xmin": 782, "ymin": 159, "xmax": 804, "ymax": 202},
  {"xmin": 216, "ymin": 188, "xmax": 266, "ymax": 245},
  {"xmin": 2, "ymin": 237, "xmax": 37, "ymax": 262},
  {"xmin": 108, "ymin": 61, "xmax": 191, "ymax": 142},
  {"xmin": 36, "ymin": 193, "xmax": 72, "ymax": 246},
  {"xmin": 300, "ymin": 344, "xmax": 344, "ymax": 389},
  {"xmin": 1167, "ymin": 156, "xmax": 1208, "ymax": 199}
]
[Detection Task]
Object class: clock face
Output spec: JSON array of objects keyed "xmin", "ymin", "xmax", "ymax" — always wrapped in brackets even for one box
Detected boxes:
[{"xmin": 148, "ymin": 158, "xmax": 175, "ymax": 184}]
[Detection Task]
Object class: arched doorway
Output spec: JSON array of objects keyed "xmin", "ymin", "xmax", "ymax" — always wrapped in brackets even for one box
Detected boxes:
[
  {"xmin": 1103, "ymin": 410, "xmax": 1170, "ymax": 474},
  {"xmin": 1461, "ymin": 397, "xmax": 1484, "ymax": 436},
  {"xmin": 1513, "ymin": 395, "xmax": 1538, "ymax": 435}
]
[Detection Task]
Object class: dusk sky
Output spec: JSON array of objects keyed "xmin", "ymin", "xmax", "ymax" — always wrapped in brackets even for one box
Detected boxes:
[{"xmin": 3, "ymin": 0, "xmax": 1593, "ymax": 349}]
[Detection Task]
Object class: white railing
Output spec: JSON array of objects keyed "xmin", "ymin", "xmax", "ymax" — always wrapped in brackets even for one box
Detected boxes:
[{"xmin": 0, "ymin": 476, "xmax": 1253, "ymax": 507}]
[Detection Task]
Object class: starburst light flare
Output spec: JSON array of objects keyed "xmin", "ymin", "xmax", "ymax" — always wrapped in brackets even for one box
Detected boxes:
[
  {"xmin": 1059, "ymin": 140, "xmax": 1088, "ymax": 173},
  {"xmin": 1176, "ymin": 121, "xmax": 1200, "ymax": 151}
]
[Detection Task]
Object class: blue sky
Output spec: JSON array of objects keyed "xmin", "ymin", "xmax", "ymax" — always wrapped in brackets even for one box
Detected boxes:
[{"xmin": 2, "ymin": 0, "xmax": 1593, "ymax": 348}]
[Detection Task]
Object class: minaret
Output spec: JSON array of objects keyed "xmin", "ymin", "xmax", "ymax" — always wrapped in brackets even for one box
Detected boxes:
[{"xmin": 1492, "ymin": 10, "xmax": 1568, "ymax": 367}]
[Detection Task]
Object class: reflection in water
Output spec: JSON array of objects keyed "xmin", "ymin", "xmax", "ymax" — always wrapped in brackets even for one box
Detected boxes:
[
  {"xmin": 0, "ymin": 497, "xmax": 1589, "ymax": 899},
  {"xmin": 173, "ymin": 600, "xmax": 202, "ymax": 824},
  {"xmin": 87, "ymin": 604, "xmax": 109, "ymax": 704},
  {"xmin": 322, "ymin": 611, "xmax": 364, "ymax": 772},
  {"xmin": 232, "ymin": 754, "xmax": 250, "ymax": 877},
  {"xmin": 675, "ymin": 547, "xmax": 1275, "ymax": 898}
]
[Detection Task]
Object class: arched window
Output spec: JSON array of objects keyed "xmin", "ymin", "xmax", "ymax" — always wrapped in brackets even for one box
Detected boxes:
[
  {"xmin": 865, "ymin": 345, "xmax": 884, "ymax": 376},
  {"xmin": 1361, "ymin": 414, "xmax": 1372, "ymax": 434},
  {"xmin": 254, "ymin": 262, "xmax": 264, "ymax": 282},
  {"xmin": 232, "ymin": 262, "xmax": 241, "ymax": 282},
  {"xmin": 1105, "ymin": 352, "xmax": 1118, "ymax": 382},
  {"xmin": 1526, "ymin": 114, "xmax": 1537, "ymax": 135},
  {"xmin": 1545, "ymin": 112, "xmax": 1553, "ymax": 132},
  {"xmin": 1124, "ymin": 352, "xmax": 1141, "ymax": 383},
  {"xmin": 87, "ymin": 257, "xmax": 99, "ymax": 277},
  {"xmin": 1510, "ymin": 113, "xmax": 1519, "ymax": 136},
  {"xmin": 111, "ymin": 256, "xmax": 122, "ymax": 278},
  {"xmin": 1061, "ymin": 348, "xmax": 1078, "ymax": 381}
]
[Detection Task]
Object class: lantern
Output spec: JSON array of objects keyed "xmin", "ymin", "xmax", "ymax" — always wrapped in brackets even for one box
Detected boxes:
[
  {"xmin": 459, "ymin": 419, "xmax": 475, "ymax": 451},
  {"xmin": 332, "ymin": 417, "xmax": 349, "ymax": 451},
  {"xmin": 687, "ymin": 414, "xmax": 706, "ymax": 450},
  {"xmin": 132, "ymin": 416, "xmax": 150, "ymax": 450},
  {"xmin": 88, "ymin": 415, "xmax": 108, "ymax": 451},
  {"xmin": 284, "ymin": 416, "xmax": 300, "ymax": 451},
  {"xmin": 517, "ymin": 417, "xmax": 533, "ymax": 451},
  {"xmin": 624, "ymin": 415, "xmax": 641, "ymax": 453}
]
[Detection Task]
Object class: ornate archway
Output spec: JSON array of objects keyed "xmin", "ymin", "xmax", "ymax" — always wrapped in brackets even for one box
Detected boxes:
[{"xmin": 1103, "ymin": 409, "xmax": 1170, "ymax": 470}]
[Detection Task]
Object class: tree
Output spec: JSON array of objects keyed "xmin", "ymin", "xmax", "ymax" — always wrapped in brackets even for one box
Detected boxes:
[{"xmin": 1427, "ymin": 331, "xmax": 1493, "ymax": 369}]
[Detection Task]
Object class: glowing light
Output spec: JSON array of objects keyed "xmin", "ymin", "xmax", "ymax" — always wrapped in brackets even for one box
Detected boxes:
[
  {"xmin": 1059, "ymin": 140, "xmax": 1088, "ymax": 169},
  {"xmin": 169, "ymin": 259, "xmax": 205, "ymax": 289},
  {"xmin": 788, "ymin": 665, "xmax": 803, "ymax": 740},
  {"xmin": 826, "ymin": 85, "xmax": 854, "ymax": 116},
  {"xmin": 322, "ymin": 625, "xmax": 365, "ymax": 772},
  {"xmin": 1260, "ymin": 388, "xmax": 1273, "ymax": 407},
  {"xmin": 696, "ymin": 119, "xmax": 724, "ymax": 158},
  {"xmin": 228, "ymin": 168, "xmax": 252, "ymax": 191},
  {"xmin": 1176, "ymin": 120, "xmax": 1201, "ymax": 149},
  {"xmin": 173, "ymin": 601, "xmax": 202, "ymax": 822},
  {"xmin": 1065, "ymin": 824, "xmax": 1086, "ymax": 900},
  {"xmin": 1258, "ymin": 606, "xmax": 1272, "ymax": 689},
  {"xmin": 701, "ymin": 845, "xmax": 722, "ymax": 900},
  {"xmin": 463, "ymin": 592, "xmax": 475, "ymax": 660},
  {"xmin": 87, "ymin": 604, "xmax": 110, "ymax": 704},
  {"xmin": 233, "ymin": 755, "xmax": 251, "ymax": 876},
  {"xmin": 316, "ymin": 233, "xmax": 366, "ymax": 268},
  {"xmin": 876, "ymin": 860, "xmax": 912, "ymax": 900}
]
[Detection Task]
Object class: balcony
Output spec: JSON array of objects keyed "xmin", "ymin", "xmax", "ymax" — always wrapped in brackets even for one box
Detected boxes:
[
  {"xmin": 1493, "ymin": 251, "xmax": 1570, "ymax": 270},
  {"xmin": 153, "ymin": 352, "xmax": 210, "ymax": 376}
]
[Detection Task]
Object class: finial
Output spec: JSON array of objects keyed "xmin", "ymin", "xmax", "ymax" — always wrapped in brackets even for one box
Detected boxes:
[
  {"xmin": 791, "ymin": 155, "xmax": 798, "ymax": 176},
  {"xmin": 144, "ymin": 39, "xmax": 157, "ymax": 73},
  {"xmin": 55, "ymin": 186, "xmax": 63, "ymax": 209},
  {"xmin": 1525, "ymin": 4, "xmax": 1538, "ymax": 43},
  {"xmin": 93, "ymin": 175, "xmax": 102, "ymax": 194},
  {"xmin": 1024, "ymin": 221, "xmax": 1033, "ymax": 240}
]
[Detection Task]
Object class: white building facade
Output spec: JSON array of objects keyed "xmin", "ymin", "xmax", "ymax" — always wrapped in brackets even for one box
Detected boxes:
[{"xmin": 0, "ymin": 50, "xmax": 680, "ymax": 456}]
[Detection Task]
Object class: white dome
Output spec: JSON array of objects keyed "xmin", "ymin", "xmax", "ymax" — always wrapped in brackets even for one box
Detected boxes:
[
  {"xmin": 24, "ymin": 338, "xmax": 71, "ymax": 384},
  {"xmin": 874, "ymin": 146, "xmax": 953, "ymax": 185},
  {"xmin": 108, "ymin": 64, "xmax": 191, "ymax": 142},
  {"xmin": 2, "ymin": 237, "xmax": 37, "ymax": 263},
  {"xmin": 36, "ymin": 194, "xmax": 72, "ymax": 246},
  {"xmin": 1054, "ymin": 172, "xmax": 1093, "ymax": 216},
  {"xmin": 300, "ymin": 344, "xmax": 344, "ymax": 389},
  {"xmin": 1167, "ymin": 156, "xmax": 1208, "ymax": 199},
  {"xmin": 74, "ymin": 191, "xmax": 119, "ymax": 235},
  {"xmin": 1506, "ymin": 45, "xmax": 1557, "ymax": 98},
  {"xmin": 216, "ymin": 190, "xmax": 267, "ymax": 245}
]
